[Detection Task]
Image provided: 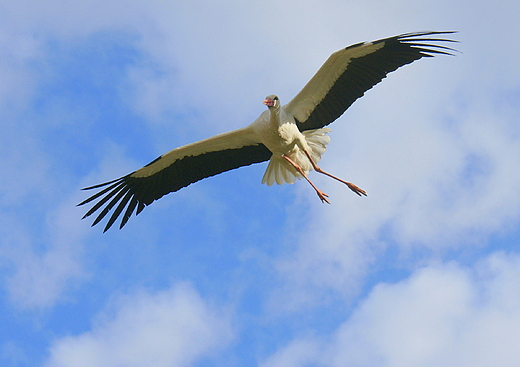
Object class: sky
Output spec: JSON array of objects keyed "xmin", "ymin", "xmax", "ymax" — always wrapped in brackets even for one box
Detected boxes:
[{"xmin": 1, "ymin": 0, "xmax": 520, "ymax": 366}]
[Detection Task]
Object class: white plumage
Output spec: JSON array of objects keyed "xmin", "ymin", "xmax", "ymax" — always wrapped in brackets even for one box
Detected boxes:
[
  {"xmin": 262, "ymin": 127, "xmax": 331, "ymax": 186},
  {"xmin": 79, "ymin": 31, "xmax": 457, "ymax": 231}
]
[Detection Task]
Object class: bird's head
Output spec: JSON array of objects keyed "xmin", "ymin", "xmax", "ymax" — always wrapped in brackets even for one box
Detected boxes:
[{"xmin": 263, "ymin": 95, "xmax": 280, "ymax": 109}]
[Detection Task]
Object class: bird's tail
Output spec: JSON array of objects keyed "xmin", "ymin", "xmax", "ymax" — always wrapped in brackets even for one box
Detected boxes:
[
  {"xmin": 303, "ymin": 127, "xmax": 331, "ymax": 164},
  {"xmin": 261, "ymin": 128, "xmax": 331, "ymax": 186}
]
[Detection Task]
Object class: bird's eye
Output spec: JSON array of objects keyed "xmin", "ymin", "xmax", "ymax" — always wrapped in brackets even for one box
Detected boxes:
[{"xmin": 274, "ymin": 96, "xmax": 278, "ymax": 100}]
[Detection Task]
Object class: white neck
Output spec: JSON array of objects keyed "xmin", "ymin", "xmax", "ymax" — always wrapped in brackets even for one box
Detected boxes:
[{"xmin": 268, "ymin": 106, "xmax": 282, "ymax": 127}]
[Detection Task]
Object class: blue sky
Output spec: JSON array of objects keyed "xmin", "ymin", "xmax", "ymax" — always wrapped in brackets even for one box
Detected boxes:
[{"xmin": 1, "ymin": 0, "xmax": 520, "ymax": 366}]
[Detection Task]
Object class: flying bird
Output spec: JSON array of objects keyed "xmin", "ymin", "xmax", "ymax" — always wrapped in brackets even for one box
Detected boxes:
[{"xmin": 79, "ymin": 31, "xmax": 457, "ymax": 232}]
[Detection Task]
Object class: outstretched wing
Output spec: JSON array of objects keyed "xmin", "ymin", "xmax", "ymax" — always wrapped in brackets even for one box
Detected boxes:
[
  {"xmin": 284, "ymin": 31, "xmax": 457, "ymax": 132},
  {"xmin": 78, "ymin": 127, "xmax": 271, "ymax": 232}
]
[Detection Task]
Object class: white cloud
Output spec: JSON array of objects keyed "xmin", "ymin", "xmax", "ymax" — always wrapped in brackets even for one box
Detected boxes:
[
  {"xmin": 0, "ymin": 0, "xmax": 146, "ymax": 39},
  {"xmin": 0, "ymin": 341, "xmax": 29, "ymax": 366},
  {"xmin": 261, "ymin": 337, "xmax": 323, "ymax": 367},
  {"xmin": 0, "ymin": 32, "xmax": 41, "ymax": 111},
  {"xmin": 45, "ymin": 282, "xmax": 234, "ymax": 367},
  {"xmin": 328, "ymin": 252, "xmax": 520, "ymax": 367},
  {"xmin": 3, "ymin": 198, "xmax": 88, "ymax": 309},
  {"xmin": 262, "ymin": 252, "xmax": 520, "ymax": 367}
]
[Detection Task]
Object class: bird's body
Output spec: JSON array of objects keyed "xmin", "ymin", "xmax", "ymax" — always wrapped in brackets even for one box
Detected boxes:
[
  {"xmin": 79, "ymin": 31, "xmax": 457, "ymax": 231},
  {"xmin": 248, "ymin": 100, "xmax": 330, "ymax": 185}
]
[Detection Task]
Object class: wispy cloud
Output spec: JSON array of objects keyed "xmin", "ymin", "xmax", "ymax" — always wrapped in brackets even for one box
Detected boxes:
[
  {"xmin": 263, "ymin": 252, "xmax": 520, "ymax": 367},
  {"xmin": 3, "ymin": 197, "xmax": 88, "ymax": 309},
  {"xmin": 45, "ymin": 282, "xmax": 234, "ymax": 367}
]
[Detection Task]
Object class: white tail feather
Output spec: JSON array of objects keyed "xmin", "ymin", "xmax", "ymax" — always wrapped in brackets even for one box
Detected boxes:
[
  {"xmin": 303, "ymin": 127, "xmax": 331, "ymax": 163},
  {"xmin": 261, "ymin": 128, "xmax": 331, "ymax": 186}
]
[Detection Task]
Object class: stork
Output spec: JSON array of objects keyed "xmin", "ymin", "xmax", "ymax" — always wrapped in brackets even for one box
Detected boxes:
[{"xmin": 79, "ymin": 31, "xmax": 457, "ymax": 232}]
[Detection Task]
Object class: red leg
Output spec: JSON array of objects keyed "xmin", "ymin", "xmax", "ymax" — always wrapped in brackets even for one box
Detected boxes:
[
  {"xmin": 303, "ymin": 150, "xmax": 367, "ymax": 197},
  {"xmin": 282, "ymin": 155, "xmax": 330, "ymax": 204}
]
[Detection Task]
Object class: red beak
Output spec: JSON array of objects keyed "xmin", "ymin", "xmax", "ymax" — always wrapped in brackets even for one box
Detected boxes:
[{"xmin": 263, "ymin": 99, "xmax": 274, "ymax": 107}]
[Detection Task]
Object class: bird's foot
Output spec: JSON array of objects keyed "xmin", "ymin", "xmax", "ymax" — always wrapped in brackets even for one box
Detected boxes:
[
  {"xmin": 346, "ymin": 182, "xmax": 367, "ymax": 197},
  {"xmin": 316, "ymin": 189, "xmax": 331, "ymax": 204}
]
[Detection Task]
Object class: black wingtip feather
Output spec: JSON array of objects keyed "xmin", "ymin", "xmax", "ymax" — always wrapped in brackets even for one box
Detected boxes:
[
  {"xmin": 91, "ymin": 186, "xmax": 130, "ymax": 228},
  {"xmin": 81, "ymin": 177, "xmax": 122, "ymax": 191},
  {"xmin": 81, "ymin": 182, "xmax": 126, "ymax": 219},
  {"xmin": 77, "ymin": 179, "xmax": 125, "ymax": 207},
  {"xmin": 120, "ymin": 197, "xmax": 139, "ymax": 229},
  {"xmin": 136, "ymin": 201, "xmax": 146, "ymax": 215},
  {"xmin": 398, "ymin": 30, "xmax": 458, "ymax": 38},
  {"xmin": 104, "ymin": 190, "xmax": 133, "ymax": 232},
  {"xmin": 408, "ymin": 43, "xmax": 458, "ymax": 53}
]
